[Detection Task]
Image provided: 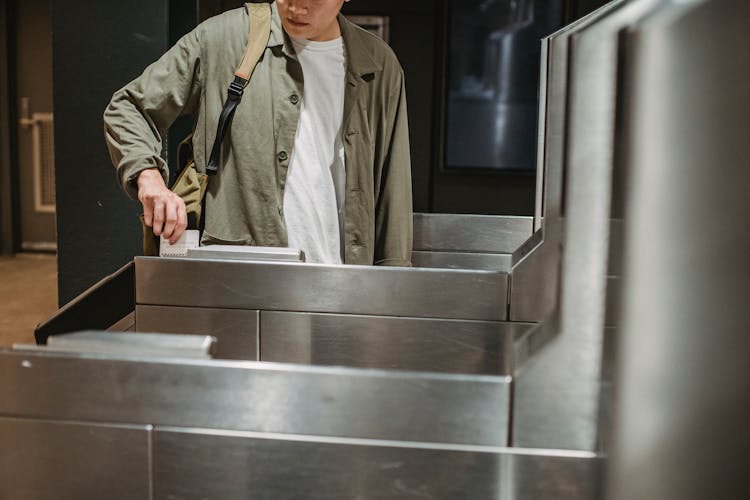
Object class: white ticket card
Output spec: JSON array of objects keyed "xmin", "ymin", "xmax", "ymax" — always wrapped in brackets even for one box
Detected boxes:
[{"xmin": 159, "ymin": 230, "xmax": 200, "ymax": 257}]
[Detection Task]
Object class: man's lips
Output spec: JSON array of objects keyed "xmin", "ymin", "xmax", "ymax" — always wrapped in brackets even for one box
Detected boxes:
[{"xmin": 287, "ymin": 19, "xmax": 309, "ymax": 28}]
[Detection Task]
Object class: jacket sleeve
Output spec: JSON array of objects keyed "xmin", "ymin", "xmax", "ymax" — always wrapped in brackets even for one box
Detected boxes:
[
  {"xmin": 374, "ymin": 70, "xmax": 413, "ymax": 267},
  {"xmin": 103, "ymin": 29, "xmax": 203, "ymax": 199}
]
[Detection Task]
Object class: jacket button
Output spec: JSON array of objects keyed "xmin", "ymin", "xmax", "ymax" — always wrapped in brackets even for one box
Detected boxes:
[
  {"xmin": 289, "ymin": 93, "xmax": 299, "ymax": 105},
  {"xmin": 278, "ymin": 205, "xmax": 283, "ymax": 216},
  {"xmin": 278, "ymin": 151, "xmax": 288, "ymax": 162}
]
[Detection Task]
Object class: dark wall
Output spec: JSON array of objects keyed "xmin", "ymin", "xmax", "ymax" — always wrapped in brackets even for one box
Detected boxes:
[
  {"xmin": 52, "ymin": 0, "xmax": 170, "ymax": 305},
  {"xmin": 167, "ymin": 1, "xmax": 200, "ymax": 184},
  {"xmin": 0, "ymin": 0, "xmax": 18, "ymax": 255},
  {"xmin": 572, "ymin": 0, "xmax": 612, "ymax": 19}
]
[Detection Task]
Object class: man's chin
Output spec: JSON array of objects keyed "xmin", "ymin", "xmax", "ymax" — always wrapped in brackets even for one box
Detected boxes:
[{"xmin": 283, "ymin": 21, "xmax": 311, "ymax": 38}]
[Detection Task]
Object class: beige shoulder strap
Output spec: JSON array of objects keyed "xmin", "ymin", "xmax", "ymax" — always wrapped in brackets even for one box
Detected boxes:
[
  {"xmin": 206, "ymin": 2, "xmax": 272, "ymax": 175},
  {"xmin": 236, "ymin": 2, "xmax": 272, "ymax": 80}
]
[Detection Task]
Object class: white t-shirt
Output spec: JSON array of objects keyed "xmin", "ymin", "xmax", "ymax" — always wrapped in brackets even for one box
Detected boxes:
[{"xmin": 283, "ymin": 36, "xmax": 347, "ymax": 264}]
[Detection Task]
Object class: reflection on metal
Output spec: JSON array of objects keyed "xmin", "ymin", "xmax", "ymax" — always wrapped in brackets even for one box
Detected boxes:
[
  {"xmin": 412, "ymin": 250, "xmax": 512, "ymax": 271},
  {"xmin": 608, "ymin": 1, "xmax": 750, "ymax": 498},
  {"xmin": 507, "ymin": 1, "xmax": 627, "ymax": 325},
  {"xmin": 0, "ymin": 417, "xmax": 151, "ymax": 500},
  {"xmin": 155, "ymin": 428, "xmax": 600, "ymax": 500},
  {"xmin": 0, "ymin": 350, "xmax": 511, "ymax": 446},
  {"xmin": 413, "ymin": 213, "xmax": 532, "ymax": 253},
  {"xmin": 260, "ymin": 311, "xmax": 529, "ymax": 375},
  {"xmin": 513, "ymin": 0, "xmax": 657, "ymax": 451},
  {"xmin": 136, "ymin": 305, "xmax": 259, "ymax": 360},
  {"xmin": 508, "ymin": 229, "xmax": 558, "ymax": 322},
  {"xmin": 187, "ymin": 245, "xmax": 305, "ymax": 262},
  {"xmin": 412, "ymin": 213, "xmax": 531, "ymax": 270},
  {"xmin": 533, "ymin": 40, "xmax": 548, "ymax": 231},
  {"xmin": 16, "ymin": 330, "xmax": 215, "ymax": 358},
  {"xmin": 0, "ymin": 344, "xmax": 601, "ymax": 499},
  {"xmin": 536, "ymin": 0, "xmax": 624, "ymax": 226},
  {"xmin": 135, "ymin": 257, "xmax": 510, "ymax": 322},
  {"xmin": 412, "ymin": 214, "xmax": 533, "ymax": 273}
]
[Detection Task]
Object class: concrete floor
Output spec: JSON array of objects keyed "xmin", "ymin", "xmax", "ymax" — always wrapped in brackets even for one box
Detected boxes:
[{"xmin": 0, "ymin": 253, "xmax": 58, "ymax": 347}]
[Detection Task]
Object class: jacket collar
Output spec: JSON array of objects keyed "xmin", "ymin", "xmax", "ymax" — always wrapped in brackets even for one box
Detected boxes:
[
  {"xmin": 263, "ymin": 4, "xmax": 382, "ymax": 80},
  {"xmin": 338, "ymin": 13, "xmax": 382, "ymax": 81},
  {"xmin": 266, "ymin": 2, "xmax": 292, "ymax": 54}
]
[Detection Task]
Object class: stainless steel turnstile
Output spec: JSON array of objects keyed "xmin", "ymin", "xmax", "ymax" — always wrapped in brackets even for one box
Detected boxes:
[
  {"xmin": 6, "ymin": 1, "xmax": 736, "ymax": 498},
  {"xmin": 1, "ymin": 334, "xmax": 598, "ymax": 499},
  {"xmin": 134, "ymin": 254, "xmax": 522, "ymax": 368}
]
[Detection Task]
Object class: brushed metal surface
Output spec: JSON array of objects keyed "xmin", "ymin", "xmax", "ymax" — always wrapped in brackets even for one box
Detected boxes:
[
  {"xmin": 0, "ymin": 350, "xmax": 511, "ymax": 446},
  {"xmin": 534, "ymin": 40, "xmax": 549, "ymax": 231},
  {"xmin": 0, "ymin": 416, "xmax": 151, "ymax": 500},
  {"xmin": 606, "ymin": 218, "xmax": 623, "ymax": 277},
  {"xmin": 412, "ymin": 250, "xmax": 512, "ymax": 271},
  {"xmin": 16, "ymin": 330, "xmax": 215, "ymax": 358},
  {"xmin": 513, "ymin": 0, "xmax": 660, "ymax": 452},
  {"xmin": 135, "ymin": 257, "xmax": 509, "ymax": 321},
  {"xmin": 260, "ymin": 311, "xmax": 531, "ymax": 375},
  {"xmin": 154, "ymin": 428, "xmax": 600, "ymax": 500},
  {"xmin": 412, "ymin": 213, "xmax": 532, "ymax": 253},
  {"xmin": 187, "ymin": 245, "xmax": 304, "ymax": 262},
  {"xmin": 136, "ymin": 305, "xmax": 259, "ymax": 360},
  {"xmin": 537, "ymin": 0, "xmax": 624, "ymax": 226},
  {"xmin": 509, "ymin": 230, "xmax": 560, "ymax": 323},
  {"xmin": 539, "ymin": 29, "xmax": 568, "ymax": 224},
  {"xmin": 508, "ymin": 3, "xmax": 627, "ymax": 323},
  {"xmin": 533, "ymin": 0, "xmax": 625, "ymax": 231},
  {"xmin": 609, "ymin": 1, "xmax": 750, "ymax": 499}
]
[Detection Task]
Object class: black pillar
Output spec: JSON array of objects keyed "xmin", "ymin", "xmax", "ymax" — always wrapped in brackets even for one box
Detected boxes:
[
  {"xmin": 52, "ymin": 1, "xmax": 170, "ymax": 305},
  {"xmin": 0, "ymin": 0, "xmax": 19, "ymax": 255}
]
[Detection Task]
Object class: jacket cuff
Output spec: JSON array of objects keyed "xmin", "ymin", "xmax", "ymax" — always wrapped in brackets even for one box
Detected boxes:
[{"xmin": 121, "ymin": 161, "xmax": 170, "ymax": 200}]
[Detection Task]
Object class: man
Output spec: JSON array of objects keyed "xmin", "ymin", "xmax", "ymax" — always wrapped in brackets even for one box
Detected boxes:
[{"xmin": 104, "ymin": 0, "xmax": 413, "ymax": 265}]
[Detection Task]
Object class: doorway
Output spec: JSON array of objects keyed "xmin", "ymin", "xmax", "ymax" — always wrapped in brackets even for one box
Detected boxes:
[{"xmin": 14, "ymin": 0, "xmax": 56, "ymax": 251}]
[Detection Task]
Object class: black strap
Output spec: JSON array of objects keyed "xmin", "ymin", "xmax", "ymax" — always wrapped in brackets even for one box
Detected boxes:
[
  {"xmin": 205, "ymin": 1, "xmax": 272, "ymax": 176},
  {"xmin": 206, "ymin": 75, "xmax": 248, "ymax": 175},
  {"xmin": 206, "ymin": 0, "xmax": 273, "ymax": 175}
]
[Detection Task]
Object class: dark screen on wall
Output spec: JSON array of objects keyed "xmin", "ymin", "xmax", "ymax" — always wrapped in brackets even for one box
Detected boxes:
[{"xmin": 444, "ymin": 0, "xmax": 565, "ymax": 172}]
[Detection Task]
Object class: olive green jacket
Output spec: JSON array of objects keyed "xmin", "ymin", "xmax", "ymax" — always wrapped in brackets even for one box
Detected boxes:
[{"xmin": 104, "ymin": 4, "xmax": 412, "ymax": 266}]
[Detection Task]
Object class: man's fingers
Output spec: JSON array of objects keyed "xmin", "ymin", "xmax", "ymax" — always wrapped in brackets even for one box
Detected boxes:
[
  {"xmin": 162, "ymin": 199, "xmax": 178, "ymax": 240},
  {"xmin": 142, "ymin": 201, "xmax": 154, "ymax": 227},
  {"xmin": 171, "ymin": 200, "xmax": 188, "ymax": 244},
  {"xmin": 152, "ymin": 200, "xmax": 165, "ymax": 236}
]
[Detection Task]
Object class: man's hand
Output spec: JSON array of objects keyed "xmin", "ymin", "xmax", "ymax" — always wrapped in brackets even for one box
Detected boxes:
[{"xmin": 137, "ymin": 168, "xmax": 187, "ymax": 244}]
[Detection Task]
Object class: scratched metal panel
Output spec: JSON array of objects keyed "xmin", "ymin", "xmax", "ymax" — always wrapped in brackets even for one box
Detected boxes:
[{"xmin": 0, "ymin": 417, "xmax": 151, "ymax": 500}]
